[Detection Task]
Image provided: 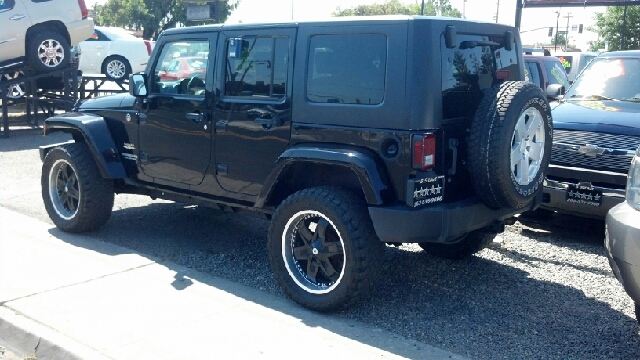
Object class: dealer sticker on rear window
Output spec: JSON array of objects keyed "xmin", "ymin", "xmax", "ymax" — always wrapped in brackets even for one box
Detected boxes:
[{"xmin": 413, "ymin": 175, "xmax": 445, "ymax": 207}]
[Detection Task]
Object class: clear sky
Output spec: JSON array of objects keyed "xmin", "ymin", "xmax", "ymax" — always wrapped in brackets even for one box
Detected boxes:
[
  {"xmin": 86, "ymin": 0, "xmax": 606, "ymax": 51},
  {"xmin": 224, "ymin": 0, "xmax": 603, "ymax": 50}
]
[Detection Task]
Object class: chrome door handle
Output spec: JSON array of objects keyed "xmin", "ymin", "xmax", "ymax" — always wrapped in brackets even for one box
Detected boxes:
[
  {"xmin": 10, "ymin": 14, "xmax": 26, "ymax": 20},
  {"xmin": 186, "ymin": 112, "xmax": 203, "ymax": 124}
]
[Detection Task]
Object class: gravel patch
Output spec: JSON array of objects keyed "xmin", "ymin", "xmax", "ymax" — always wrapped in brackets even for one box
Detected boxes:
[{"xmin": 93, "ymin": 201, "xmax": 640, "ymax": 360}]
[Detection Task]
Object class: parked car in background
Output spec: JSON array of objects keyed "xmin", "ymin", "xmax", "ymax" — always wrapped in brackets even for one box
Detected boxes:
[
  {"xmin": 541, "ymin": 50, "xmax": 640, "ymax": 219},
  {"xmin": 158, "ymin": 56, "xmax": 207, "ymax": 81},
  {"xmin": 553, "ymin": 51, "xmax": 599, "ymax": 84},
  {"xmin": 78, "ymin": 26, "xmax": 153, "ymax": 81},
  {"xmin": 524, "ymin": 54, "xmax": 569, "ymax": 98},
  {"xmin": 0, "ymin": 0, "xmax": 93, "ymax": 73},
  {"xmin": 605, "ymin": 145, "xmax": 640, "ymax": 323}
]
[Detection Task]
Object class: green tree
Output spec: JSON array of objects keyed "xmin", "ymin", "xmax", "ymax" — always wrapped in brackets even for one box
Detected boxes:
[
  {"xmin": 332, "ymin": 0, "xmax": 462, "ymax": 18},
  {"xmin": 95, "ymin": 0, "xmax": 240, "ymax": 40},
  {"xmin": 588, "ymin": 5, "xmax": 639, "ymax": 51}
]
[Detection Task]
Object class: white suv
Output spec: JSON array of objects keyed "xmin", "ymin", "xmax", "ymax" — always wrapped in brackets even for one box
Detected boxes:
[{"xmin": 0, "ymin": 0, "xmax": 94, "ymax": 73}]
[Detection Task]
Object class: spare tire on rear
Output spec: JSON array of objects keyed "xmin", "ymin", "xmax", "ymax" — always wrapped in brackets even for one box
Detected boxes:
[{"xmin": 467, "ymin": 81, "xmax": 552, "ymax": 209}]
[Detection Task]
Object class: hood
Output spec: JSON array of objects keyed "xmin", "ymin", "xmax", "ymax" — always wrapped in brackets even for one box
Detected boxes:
[
  {"xmin": 551, "ymin": 99, "xmax": 640, "ymax": 136},
  {"xmin": 77, "ymin": 93, "xmax": 136, "ymax": 111}
]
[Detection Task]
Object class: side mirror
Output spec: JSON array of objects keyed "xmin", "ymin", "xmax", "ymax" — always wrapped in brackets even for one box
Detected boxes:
[
  {"xmin": 545, "ymin": 83, "xmax": 565, "ymax": 100},
  {"xmin": 130, "ymin": 74, "xmax": 148, "ymax": 97}
]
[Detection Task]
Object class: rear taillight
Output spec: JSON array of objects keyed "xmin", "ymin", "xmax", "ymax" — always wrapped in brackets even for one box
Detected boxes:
[
  {"xmin": 77, "ymin": 0, "xmax": 88, "ymax": 19},
  {"xmin": 144, "ymin": 40, "xmax": 152, "ymax": 56},
  {"xmin": 412, "ymin": 134, "xmax": 436, "ymax": 171}
]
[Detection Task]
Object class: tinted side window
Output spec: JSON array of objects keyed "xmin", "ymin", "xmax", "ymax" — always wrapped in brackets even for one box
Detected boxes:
[
  {"xmin": 544, "ymin": 59, "xmax": 569, "ymax": 89},
  {"xmin": 152, "ymin": 40, "xmax": 210, "ymax": 96},
  {"xmin": 224, "ymin": 36, "xmax": 289, "ymax": 99},
  {"xmin": 306, "ymin": 33, "xmax": 386, "ymax": 105},
  {"xmin": 441, "ymin": 34, "xmax": 520, "ymax": 119},
  {"xmin": 0, "ymin": 0, "xmax": 16, "ymax": 12}
]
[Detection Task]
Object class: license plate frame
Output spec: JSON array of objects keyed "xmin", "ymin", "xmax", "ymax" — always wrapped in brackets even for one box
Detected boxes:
[
  {"xmin": 565, "ymin": 185, "xmax": 602, "ymax": 207},
  {"xmin": 412, "ymin": 175, "xmax": 445, "ymax": 208}
]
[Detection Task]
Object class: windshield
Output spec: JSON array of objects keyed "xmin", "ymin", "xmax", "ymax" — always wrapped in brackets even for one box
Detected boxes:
[{"xmin": 565, "ymin": 57, "xmax": 640, "ymax": 101}]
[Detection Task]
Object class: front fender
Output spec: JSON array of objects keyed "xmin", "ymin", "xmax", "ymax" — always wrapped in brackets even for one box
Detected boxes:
[
  {"xmin": 256, "ymin": 144, "xmax": 391, "ymax": 207},
  {"xmin": 43, "ymin": 112, "xmax": 127, "ymax": 179}
]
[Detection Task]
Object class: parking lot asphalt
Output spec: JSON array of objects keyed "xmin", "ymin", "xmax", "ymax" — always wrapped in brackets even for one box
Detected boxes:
[{"xmin": 1, "ymin": 124, "xmax": 639, "ymax": 359}]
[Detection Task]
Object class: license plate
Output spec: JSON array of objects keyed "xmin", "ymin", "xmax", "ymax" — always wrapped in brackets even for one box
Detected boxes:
[
  {"xmin": 413, "ymin": 175, "xmax": 445, "ymax": 207},
  {"xmin": 565, "ymin": 185, "xmax": 602, "ymax": 207}
]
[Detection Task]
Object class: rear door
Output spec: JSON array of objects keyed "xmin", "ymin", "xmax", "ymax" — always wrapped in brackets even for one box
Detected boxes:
[{"xmin": 212, "ymin": 27, "xmax": 295, "ymax": 196}]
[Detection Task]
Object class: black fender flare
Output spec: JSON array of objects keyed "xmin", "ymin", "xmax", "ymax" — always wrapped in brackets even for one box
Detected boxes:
[
  {"xmin": 256, "ymin": 144, "xmax": 391, "ymax": 208},
  {"xmin": 42, "ymin": 112, "xmax": 127, "ymax": 179}
]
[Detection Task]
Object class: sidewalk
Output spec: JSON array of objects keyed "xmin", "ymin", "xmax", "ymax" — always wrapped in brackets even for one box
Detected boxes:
[{"xmin": 0, "ymin": 207, "xmax": 468, "ymax": 360}]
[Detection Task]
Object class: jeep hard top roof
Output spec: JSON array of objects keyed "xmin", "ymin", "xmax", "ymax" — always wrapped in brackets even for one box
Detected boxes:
[{"xmin": 162, "ymin": 15, "xmax": 518, "ymax": 36}]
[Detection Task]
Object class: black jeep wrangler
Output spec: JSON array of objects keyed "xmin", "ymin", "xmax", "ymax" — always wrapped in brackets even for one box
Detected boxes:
[{"xmin": 40, "ymin": 16, "xmax": 552, "ymax": 311}]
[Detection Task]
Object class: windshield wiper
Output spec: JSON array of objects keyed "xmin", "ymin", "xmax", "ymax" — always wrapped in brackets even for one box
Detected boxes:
[{"xmin": 568, "ymin": 94, "xmax": 616, "ymax": 101}]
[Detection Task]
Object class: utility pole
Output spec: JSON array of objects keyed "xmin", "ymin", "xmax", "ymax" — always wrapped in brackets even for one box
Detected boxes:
[
  {"xmin": 554, "ymin": 10, "xmax": 560, "ymax": 51},
  {"xmin": 564, "ymin": 12, "xmax": 573, "ymax": 50},
  {"xmin": 463, "ymin": 0, "xmax": 466, "ymax": 19},
  {"xmin": 494, "ymin": 0, "xmax": 500, "ymax": 23}
]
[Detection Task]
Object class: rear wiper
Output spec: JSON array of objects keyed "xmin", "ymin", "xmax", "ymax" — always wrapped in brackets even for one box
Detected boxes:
[
  {"xmin": 568, "ymin": 94, "xmax": 616, "ymax": 101},
  {"xmin": 459, "ymin": 40, "xmax": 500, "ymax": 49}
]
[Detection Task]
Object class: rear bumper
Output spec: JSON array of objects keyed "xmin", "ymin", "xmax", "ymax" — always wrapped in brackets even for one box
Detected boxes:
[
  {"xmin": 541, "ymin": 178, "xmax": 625, "ymax": 219},
  {"xmin": 368, "ymin": 194, "xmax": 540, "ymax": 244},
  {"xmin": 67, "ymin": 19, "xmax": 95, "ymax": 46}
]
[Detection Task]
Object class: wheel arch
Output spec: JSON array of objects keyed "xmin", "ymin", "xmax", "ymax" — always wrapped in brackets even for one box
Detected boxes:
[
  {"xmin": 257, "ymin": 145, "xmax": 394, "ymax": 208},
  {"xmin": 26, "ymin": 21, "xmax": 71, "ymax": 49},
  {"xmin": 41, "ymin": 113, "xmax": 127, "ymax": 179}
]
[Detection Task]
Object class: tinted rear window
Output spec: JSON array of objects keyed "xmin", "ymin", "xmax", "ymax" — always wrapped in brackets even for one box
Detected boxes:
[
  {"xmin": 441, "ymin": 34, "xmax": 520, "ymax": 119},
  {"xmin": 306, "ymin": 33, "xmax": 387, "ymax": 105}
]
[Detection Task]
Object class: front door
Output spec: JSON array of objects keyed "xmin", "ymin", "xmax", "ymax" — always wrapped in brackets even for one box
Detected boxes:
[
  {"xmin": 137, "ymin": 37, "xmax": 214, "ymax": 186},
  {"xmin": 213, "ymin": 29, "xmax": 295, "ymax": 196}
]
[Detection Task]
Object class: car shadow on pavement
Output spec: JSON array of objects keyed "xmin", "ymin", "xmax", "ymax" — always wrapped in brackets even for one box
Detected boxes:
[
  {"xmin": 45, "ymin": 202, "xmax": 640, "ymax": 360},
  {"xmin": 517, "ymin": 212, "xmax": 606, "ymax": 255}
]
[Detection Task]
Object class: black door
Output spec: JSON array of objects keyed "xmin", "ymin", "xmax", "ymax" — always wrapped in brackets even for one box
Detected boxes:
[
  {"xmin": 138, "ymin": 37, "xmax": 215, "ymax": 186},
  {"xmin": 213, "ymin": 29, "xmax": 295, "ymax": 196}
]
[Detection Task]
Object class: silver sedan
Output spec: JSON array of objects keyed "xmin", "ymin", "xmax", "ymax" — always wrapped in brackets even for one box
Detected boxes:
[{"xmin": 606, "ymin": 145, "xmax": 640, "ymax": 322}]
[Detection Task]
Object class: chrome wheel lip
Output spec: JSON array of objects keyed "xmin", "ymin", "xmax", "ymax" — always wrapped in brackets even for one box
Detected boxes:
[
  {"xmin": 106, "ymin": 60, "xmax": 126, "ymax": 79},
  {"xmin": 48, "ymin": 159, "xmax": 80, "ymax": 220},
  {"xmin": 510, "ymin": 107, "xmax": 545, "ymax": 186},
  {"xmin": 37, "ymin": 39, "xmax": 65, "ymax": 68},
  {"xmin": 281, "ymin": 210, "xmax": 346, "ymax": 294}
]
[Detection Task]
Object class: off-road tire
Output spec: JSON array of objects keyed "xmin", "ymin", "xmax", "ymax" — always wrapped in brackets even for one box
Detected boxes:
[
  {"xmin": 418, "ymin": 229, "xmax": 497, "ymax": 260},
  {"xmin": 42, "ymin": 143, "xmax": 114, "ymax": 232},
  {"xmin": 268, "ymin": 186, "xmax": 384, "ymax": 312},
  {"xmin": 102, "ymin": 56, "xmax": 131, "ymax": 81},
  {"xmin": 467, "ymin": 81, "xmax": 552, "ymax": 209},
  {"xmin": 27, "ymin": 30, "xmax": 70, "ymax": 74}
]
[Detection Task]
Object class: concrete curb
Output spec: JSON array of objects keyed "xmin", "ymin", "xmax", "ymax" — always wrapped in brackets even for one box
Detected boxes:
[{"xmin": 0, "ymin": 307, "xmax": 112, "ymax": 360}]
